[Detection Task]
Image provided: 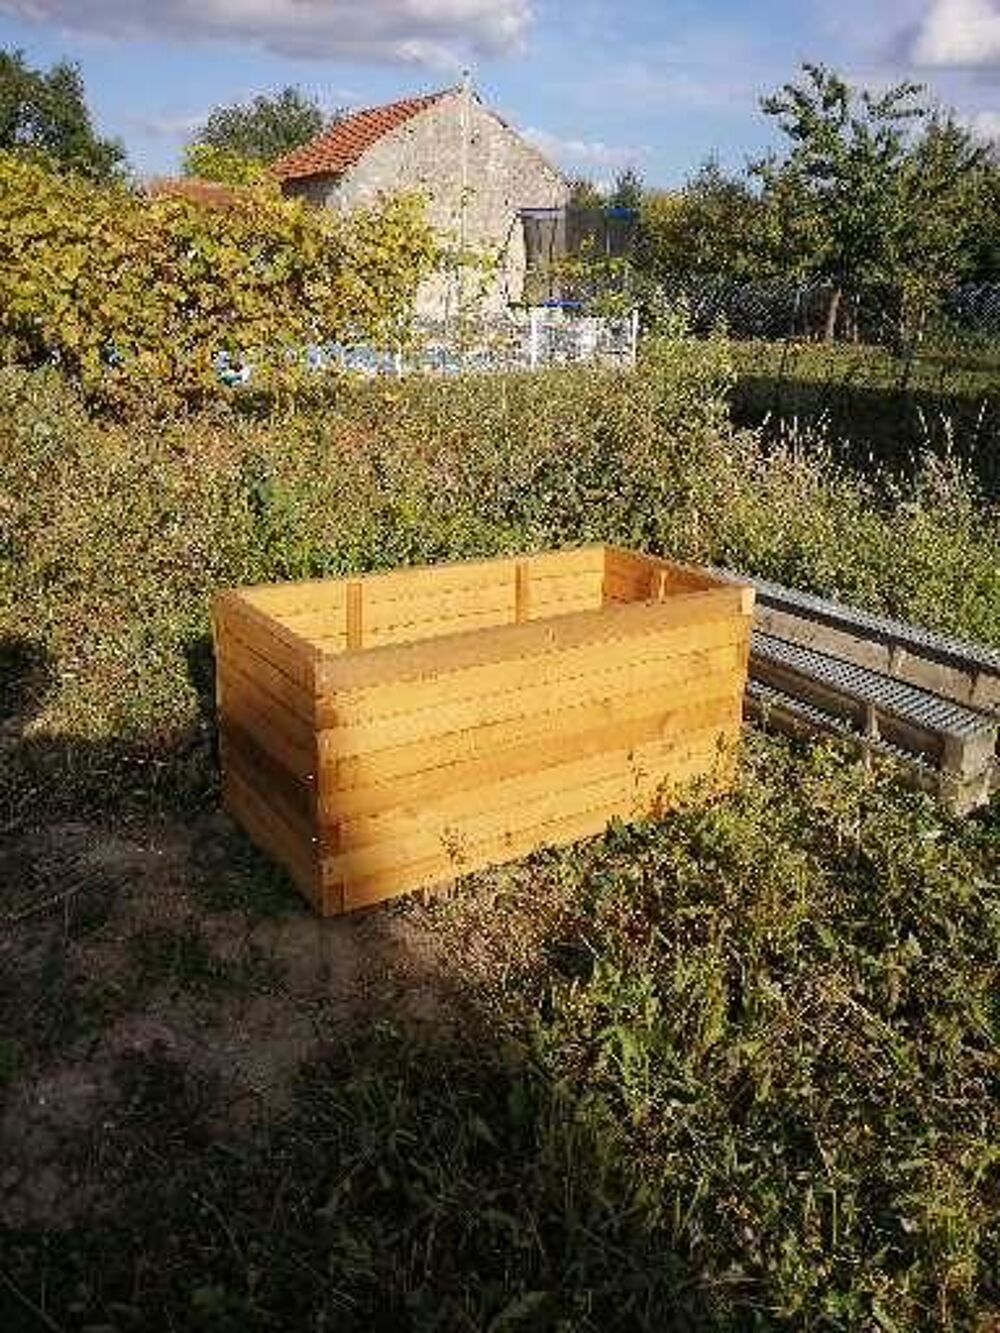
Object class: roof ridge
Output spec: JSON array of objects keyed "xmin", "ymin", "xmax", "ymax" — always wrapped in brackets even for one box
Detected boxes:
[{"xmin": 273, "ymin": 89, "xmax": 454, "ymax": 183}]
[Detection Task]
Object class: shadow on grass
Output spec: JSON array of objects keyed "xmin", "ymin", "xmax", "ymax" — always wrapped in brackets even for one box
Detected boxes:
[
  {"xmin": 731, "ymin": 372, "xmax": 1000, "ymax": 496},
  {"xmin": 0, "ymin": 631, "xmax": 220, "ymax": 834},
  {"xmin": 0, "ymin": 632, "xmax": 735, "ymax": 1332}
]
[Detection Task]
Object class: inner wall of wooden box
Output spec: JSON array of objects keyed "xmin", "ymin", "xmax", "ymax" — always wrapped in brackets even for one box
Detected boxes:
[{"xmin": 238, "ymin": 546, "xmax": 720, "ymax": 654}]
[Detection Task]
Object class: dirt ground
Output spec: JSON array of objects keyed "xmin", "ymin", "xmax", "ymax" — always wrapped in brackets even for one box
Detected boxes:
[{"xmin": 0, "ymin": 810, "xmax": 488, "ymax": 1231}]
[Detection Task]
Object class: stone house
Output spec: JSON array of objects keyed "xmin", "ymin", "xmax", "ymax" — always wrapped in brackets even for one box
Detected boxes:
[{"xmin": 273, "ymin": 86, "xmax": 569, "ymax": 320}]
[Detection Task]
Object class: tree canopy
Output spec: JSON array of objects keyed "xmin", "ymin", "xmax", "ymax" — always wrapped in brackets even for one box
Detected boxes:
[
  {"xmin": 188, "ymin": 87, "xmax": 329, "ymax": 167},
  {"xmin": 0, "ymin": 47, "xmax": 127, "ymax": 181},
  {"xmin": 751, "ymin": 63, "xmax": 991, "ymax": 339},
  {"xmin": 638, "ymin": 160, "xmax": 763, "ymax": 285}
]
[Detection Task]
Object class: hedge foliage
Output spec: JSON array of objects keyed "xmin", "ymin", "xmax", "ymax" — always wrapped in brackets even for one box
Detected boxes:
[
  {"xmin": 0, "ymin": 348, "xmax": 998, "ymax": 1328},
  {"xmin": 0, "ymin": 154, "xmax": 438, "ymax": 407},
  {"xmin": 2, "ymin": 335, "xmax": 998, "ymax": 818}
]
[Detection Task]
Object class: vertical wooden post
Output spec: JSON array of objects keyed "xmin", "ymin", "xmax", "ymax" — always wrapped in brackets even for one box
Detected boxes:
[
  {"xmin": 346, "ymin": 581, "xmax": 363, "ymax": 651},
  {"xmin": 649, "ymin": 568, "xmax": 669, "ymax": 602},
  {"xmin": 514, "ymin": 561, "xmax": 530, "ymax": 623}
]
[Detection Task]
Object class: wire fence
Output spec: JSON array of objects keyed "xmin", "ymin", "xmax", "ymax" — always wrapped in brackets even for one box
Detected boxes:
[{"xmin": 645, "ymin": 279, "xmax": 1000, "ymax": 343}]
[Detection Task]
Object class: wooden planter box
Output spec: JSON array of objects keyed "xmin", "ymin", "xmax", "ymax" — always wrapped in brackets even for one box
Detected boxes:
[{"xmin": 213, "ymin": 546, "xmax": 754, "ymax": 916}]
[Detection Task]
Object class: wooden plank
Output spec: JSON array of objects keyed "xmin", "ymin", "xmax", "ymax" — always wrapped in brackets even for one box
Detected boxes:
[
  {"xmin": 234, "ymin": 549, "xmax": 603, "ymax": 633},
  {"xmin": 316, "ymin": 585, "xmax": 751, "ymax": 693},
  {"xmin": 330, "ymin": 738, "xmax": 739, "ymax": 911},
  {"xmin": 320, "ymin": 546, "xmax": 604, "ymax": 610},
  {"xmin": 358, "ymin": 607, "xmax": 515, "ymax": 651},
  {"xmin": 240, "ymin": 581, "xmax": 347, "ymax": 618},
  {"xmin": 326, "ymin": 731, "xmax": 737, "ymax": 883},
  {"xmin": 325, "ymin": 699, "xmax": 742, "ymax": 834},
  {"xmin": 514, "ymin": 561, "xmax": 530, "ymax": 623},
  {"xmin": 317, "ymin": 611, "xmax": 746, "ymax": 727},
  {"xmin": 214, "ymin": 592, "xmax": 319, "ymax": 693},
  {"xmin": 218, "ymin": 661, "xmax": 316, "ymax": 777},
  {"xmin": 223, "ymin": 767, "xmax": 321, "ymax": 908},
  {"xmin": 324, "ymin": 666, "xmax": 744, "ymax": 792},
  {"xmin": 297, "ymin": 570, "xmax": 603, "ymax": 649},
  {"xmin": 220, "ymin": 717, "xmax": 316, "ymax": 829},
  {"xmin": 604, "ymin": 546, "xmax": 721, "ymax": 596},
  {"xmin": 346, "ymin": 581, "xmax": 363, "ymax": 651},
  {"xmin": 319, "ymin": 637, "xmax": 744, "ymax": 760},
  {"xmin": 317, "ymin": 637, "xmax": 746, "ymax": 767},
  {"xmin": 214, "ymin": 625, "xmax": 314, "ymax": 722},
  {"xmin": 289, "ymin": 581, "xmax": 513, "ymax": 640},
  {"xmin": 344, "ymin": 718, "xmax": 738, "ymax": 841}
]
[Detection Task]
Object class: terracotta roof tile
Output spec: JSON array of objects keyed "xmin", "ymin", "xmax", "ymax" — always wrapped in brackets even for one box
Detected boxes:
[
  {"xmin": 273, "ymin": 91, "xmax": 451, "ymax": 182},
  {"xmin": 146, "ymin": 177, "xmax": 244, "ymax": 208}
]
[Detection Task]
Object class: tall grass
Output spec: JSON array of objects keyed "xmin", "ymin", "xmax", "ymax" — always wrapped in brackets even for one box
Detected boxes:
[
  {"xmin": 1, "ymin": 340, "xmax": 998, "ymax": 1329},
  {"xmin": 2, "ymin": 336, "xmax": 998, "ymax": 822}
]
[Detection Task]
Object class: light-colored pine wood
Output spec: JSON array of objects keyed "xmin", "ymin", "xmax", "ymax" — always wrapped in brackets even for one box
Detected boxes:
[
  {"xmin": 213, "ymin": 546, "xmax": 754, "ymax": 916},
  {"xmin": 290, "ymin": 570, "xmax": 603, "ymax": 653},
  {"xmin": 223, "ymin": 766, "xmax": 321, "ymax": 907},
  {"xmin": 318, "ymin": 637, "xmax": 743, "ymax": 761},
  {"xmin": 213, "ymin": 626, "xmax": 314, "ymax": 722},
  {"xmin": 337, "ymin": 741, "xmax": 739, "ymax": 911},
  {"xmin": 221, "ymin": 718, "xmax": 315, "ymax": 830},
  {"xmin": 315, "ymin": 585, "xmax": 747, "ymax": 694},
  {"xmin": 217, "ymin": 661, "xmax": 315, "ymax": 778},
  {"xmin": 322, "ymin": 676, "xmax": 742, "ymax": 802},
  {"xmin": 328, "ymin": 709, "xmax": 741, "ymax": 848},
  {"xmin": 316, "ymin": 612, "xmax": 745, "ymax": 728},
  {"xmin": 214, "ymin": 594, "xmax": 319, "ymax": 693},
  {"xmin": 515, "ymin": 561, "xmax": 530, "ymax": 623},
  {"xmin": 346, "ymin": 581, "xmax": 363, "ymax": 651},
  {"xmin": 325, "ymin": 733, "xmax": 735, "ymax": 881}
]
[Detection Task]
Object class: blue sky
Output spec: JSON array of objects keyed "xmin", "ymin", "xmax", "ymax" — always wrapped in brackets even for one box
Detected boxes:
[{"xmin": 0, "ymin": 1, "xmax": 997, "ymax": 187}]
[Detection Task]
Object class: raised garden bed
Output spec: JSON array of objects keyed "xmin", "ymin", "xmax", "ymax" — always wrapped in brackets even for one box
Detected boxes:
[{"xmin": 213, "ymin": 546, "xmax": 754, "ymax": 915}]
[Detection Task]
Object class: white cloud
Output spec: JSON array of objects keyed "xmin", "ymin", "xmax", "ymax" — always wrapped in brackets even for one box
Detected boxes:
[
  {"xmin": 135, "ymin": 110, "xmax": 207, "ymax": 139},
  {"xmin": 523, "ymin": 125, "xmax": 648, "ymax": 185},
  {"xmin": 912, "ymin": 0, "xmax": 1000, "ymax": 67},
  {"xmin": 0, "ymin": 0, "xmax": 532, "ymax": 66},
  {"xmin": 967, "ymin": 106, "xmax": 1000, "ymax": 135}
]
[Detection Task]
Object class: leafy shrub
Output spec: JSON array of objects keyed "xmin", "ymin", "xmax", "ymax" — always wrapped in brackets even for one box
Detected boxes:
[
  {"xmin": 0, "ymin": 154, "xmax": 438, "ymax": 408},
  {"xmin": 1, "ymin": 342, "xmax": 998, "ymax": 821}
]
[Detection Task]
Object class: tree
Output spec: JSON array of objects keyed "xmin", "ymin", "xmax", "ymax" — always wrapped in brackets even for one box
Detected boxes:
[
  {"xmin": 189, "ymin": 87, "xmax": 329, "ymax": 165},
  {"xmin": 607, "ymin": 168, "xmax": 644, "ymax": 211},
  {"xmin": 0, "ymin": 48, "xmax": 127, "ymax": 181},
  {"xmin": 892, "ymin": 115, "xmax": 994, "ymax": 335},
  {"xmin": 182, "ymin": 143, "xmax": 271, "ymax": 187},
  {"xmin": 567, "ymin": 176, "xmax": 604, "ymax": 209},
  {"xmin": 637, "ymin": 160, "xmax": 763, "ymax": 284},
  {"xmin": 956, "ymin": 144, "xmax": 1000, "ymax": 283},
  {"xmin": 752, "ymin": 63, "xmax": 989, "ymax": 342}
]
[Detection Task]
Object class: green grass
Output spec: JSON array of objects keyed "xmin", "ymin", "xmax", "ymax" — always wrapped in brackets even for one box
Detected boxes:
[
  {"xmin": 2, "ymin": 739, "xmax": 997, "ymax": 1332},
  {"xmin": 731, "ymin": 339, "xmax": 1000, "ymax": 493},
  {"xmin": 0, "ymin": 347, "xmax": 998, "ymax": 1330}
]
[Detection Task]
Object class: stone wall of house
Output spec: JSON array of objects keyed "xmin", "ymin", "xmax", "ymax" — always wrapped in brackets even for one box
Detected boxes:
[{"xmin": 288, "ymin": 92, "xmax": 569, "ymax": 320}]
